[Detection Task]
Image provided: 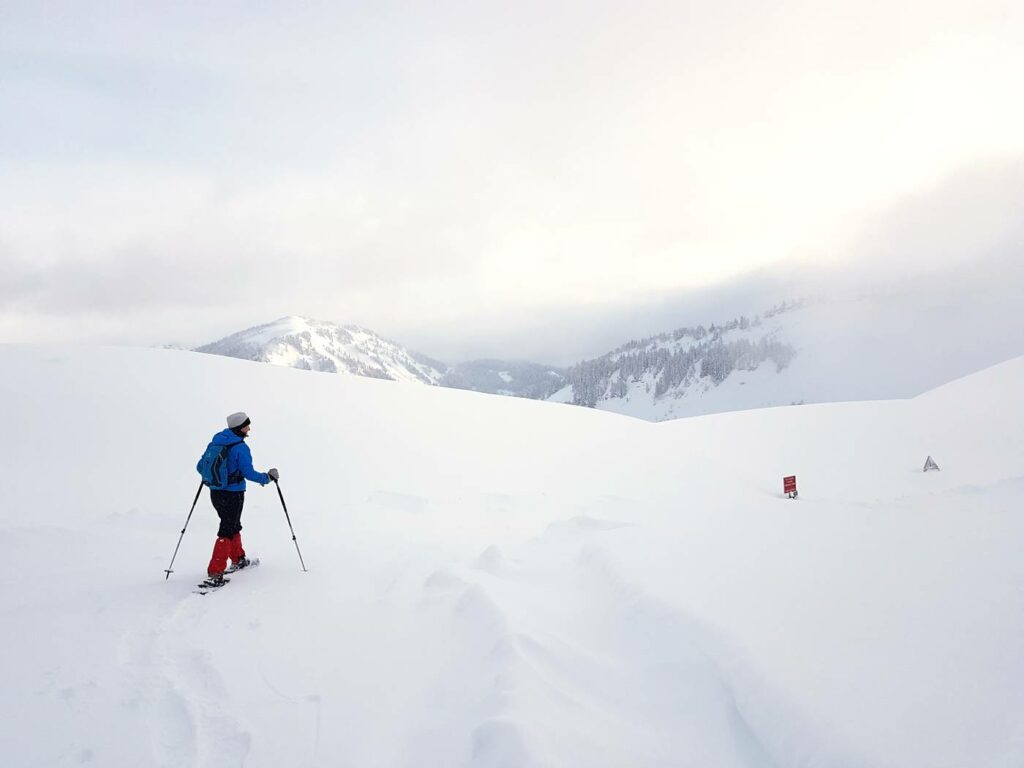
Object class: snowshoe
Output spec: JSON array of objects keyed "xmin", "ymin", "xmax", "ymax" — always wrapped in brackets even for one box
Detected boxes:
[{"xmin": 226, "ymin": 557, "xmax": 260, "ymax": 574}]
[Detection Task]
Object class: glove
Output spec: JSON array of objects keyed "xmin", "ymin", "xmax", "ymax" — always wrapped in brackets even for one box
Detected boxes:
[{"xmin": 267, "ymin": 468, "xmax": 280, "ymax": 481}]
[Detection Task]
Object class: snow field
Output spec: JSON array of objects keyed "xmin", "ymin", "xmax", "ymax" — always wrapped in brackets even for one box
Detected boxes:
[{"xmin": 1, "ymin": 346, "xmax": 1022, "ymax": 766}]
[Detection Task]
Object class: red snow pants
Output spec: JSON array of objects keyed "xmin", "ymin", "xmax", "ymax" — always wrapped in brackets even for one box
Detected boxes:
[
  {"xmin": 207, "ymin": 533, "xmax": 246, "ymax": 576},
  {"xmin": 207, "ymin": 490, "xmax": 247, "ymax": 576}
]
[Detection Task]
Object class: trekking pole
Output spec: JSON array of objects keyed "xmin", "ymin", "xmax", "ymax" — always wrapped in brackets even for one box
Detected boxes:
[
  {"xmin": 165, "ymin": 479, "xmax": 204, "ymax": 580},
  {"xmin": 274, "ymin": 480, "xmax": 308, "ymax": 572}
]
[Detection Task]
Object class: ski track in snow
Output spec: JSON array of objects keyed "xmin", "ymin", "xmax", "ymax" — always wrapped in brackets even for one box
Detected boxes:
[{"xmin": 122, "ymin": 597, "xmax": 252, "ymax": 768}]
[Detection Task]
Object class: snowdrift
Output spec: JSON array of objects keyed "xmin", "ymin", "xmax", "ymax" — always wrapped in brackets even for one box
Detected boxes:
[{"xmin": 1, "ymin": 345, "xmax": 1022, "ymax": 767}]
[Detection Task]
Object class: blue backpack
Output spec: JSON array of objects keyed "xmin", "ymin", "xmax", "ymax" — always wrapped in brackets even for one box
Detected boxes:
[{"xmin": 197, "ymin": 440, "xmax": 244, "ymax": 488}]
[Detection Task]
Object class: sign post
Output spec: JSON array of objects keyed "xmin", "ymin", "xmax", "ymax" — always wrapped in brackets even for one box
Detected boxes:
[{"xmin": 783, "ymin": 475, "xmax": 798, "ymax": 499}]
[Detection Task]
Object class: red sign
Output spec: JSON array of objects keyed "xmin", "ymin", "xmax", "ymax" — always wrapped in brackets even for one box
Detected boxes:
[{"xmin": 783, "ymin": 475, "xmax": 797, "ymax": 495}]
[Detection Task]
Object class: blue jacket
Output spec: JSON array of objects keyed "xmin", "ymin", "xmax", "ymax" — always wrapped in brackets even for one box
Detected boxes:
[{"xmin": 201, "ymin": 428, "xmax": 270, "ymax": 491}]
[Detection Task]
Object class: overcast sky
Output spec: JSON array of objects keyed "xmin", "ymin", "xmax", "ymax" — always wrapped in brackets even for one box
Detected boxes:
[{"xmin": 1, "ymin": 1, "xmax": 1023, "ymax": 364}]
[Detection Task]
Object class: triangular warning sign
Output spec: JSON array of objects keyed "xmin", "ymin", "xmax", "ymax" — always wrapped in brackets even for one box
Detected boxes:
[{"xmin": 923, "ymin": 456, "xmax": 940, "ymax": 472}]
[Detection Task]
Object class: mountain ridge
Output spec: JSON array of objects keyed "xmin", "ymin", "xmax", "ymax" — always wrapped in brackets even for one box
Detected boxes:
[
  {"xmin": 192, "ymin": 315, "xmax": 569, "ymax": 399},
  {"xmin": 188, "ymin": 277, "xmax": 1024, "ymax": 423},
  {"xmin": 194, "ymin": 316, "xmax": 447, "ymax": 384}
]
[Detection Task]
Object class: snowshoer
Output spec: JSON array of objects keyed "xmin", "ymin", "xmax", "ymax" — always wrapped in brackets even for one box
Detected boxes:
[{"xmin": 197, "ymin": 412, "xmax": 279, "ymax": 584}]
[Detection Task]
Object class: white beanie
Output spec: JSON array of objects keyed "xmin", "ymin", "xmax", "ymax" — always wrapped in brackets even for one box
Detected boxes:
[{"xmin": 226, "ymin": 411, "xmax": 250, "ymax": 429}]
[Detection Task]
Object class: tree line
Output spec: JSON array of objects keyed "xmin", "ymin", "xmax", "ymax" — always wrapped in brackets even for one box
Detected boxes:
[{"xmin": 566, "ymin": 310, "xmax": 800, "ymax": 407}]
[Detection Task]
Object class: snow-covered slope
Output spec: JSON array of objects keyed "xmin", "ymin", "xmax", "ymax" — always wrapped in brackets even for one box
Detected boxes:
[
  {"xmin": 1, "ymin": 345, "xmax": 1023, "ymax": 767},
  {"xmin": 553, "ymin": 289, "xmax": 1024, "ymax": 421},
  {"xmin": 441, "ymin": 359, "xmax": 567, "ymax": 399},
  {"xmin": 195, "ymin": 315, "xmax": 446, "ymax": 384}
]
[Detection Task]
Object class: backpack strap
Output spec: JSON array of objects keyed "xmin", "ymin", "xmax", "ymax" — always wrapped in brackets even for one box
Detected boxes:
[{"xmin": 224, "ymin": 440, "xmax": 246, "ymax": 485}]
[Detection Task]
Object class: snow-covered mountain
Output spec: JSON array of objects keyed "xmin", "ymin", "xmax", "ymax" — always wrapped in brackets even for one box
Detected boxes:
[
  {"xmin": 2, "ymin": 344, "xmax": 1023, "ymax": 765},
  {"xmin": 194, "ymin": 316, "xmax": 567, "ymax": 399},
  {"xmin": 551, "ymin": 281, "xmax": 1024, "ymax": 421},
  {"xmin": 441, "ymin": 359, "xmax": 567, "ymax": 399},
  {"xmin": 194, "ymin": 253, "xmax": 1024, "ymax": 423},
  {"xmin": 194, "ymin": 316, "xmax": 447, "ymax": 384},
  {"xmin": 550, "ymin": 302, "xmax": 801, "ymax": 420}
]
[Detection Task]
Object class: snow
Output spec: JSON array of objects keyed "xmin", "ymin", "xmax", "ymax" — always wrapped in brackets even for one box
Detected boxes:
[
  {"xmin": 1, "ymin": 344, "xmax": 1023, "ymax": 766},
  {"xmin": 241, "ymin": 315, "xmax": 314, "ymax": 346},
  {"xmin": 546, "ymin": 383, "xmax": 574, "ymax": 404}
]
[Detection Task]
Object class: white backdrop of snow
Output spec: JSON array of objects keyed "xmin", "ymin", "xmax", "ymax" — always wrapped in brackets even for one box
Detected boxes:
[{"xmin": 1, "ymin": 345, "xmax": 1022, "ymax": 767}]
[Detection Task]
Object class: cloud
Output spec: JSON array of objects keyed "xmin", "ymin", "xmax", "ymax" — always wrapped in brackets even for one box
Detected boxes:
[
  {"xmin": 400, "ymin": 156, "xmax": 1024, "ymax": 365},
  {"xmin": 838, "ymin": 158, "xmax": 1024, "ymax": 280},
  {"xmin": 2, "ymin": 1, "xmax": 1024, "ymax": 358}
]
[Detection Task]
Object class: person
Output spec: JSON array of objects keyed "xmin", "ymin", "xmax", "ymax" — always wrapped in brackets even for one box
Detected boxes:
[{"xmin": 201, "ymin": 411, "xmax": 279, "ymax": 584}]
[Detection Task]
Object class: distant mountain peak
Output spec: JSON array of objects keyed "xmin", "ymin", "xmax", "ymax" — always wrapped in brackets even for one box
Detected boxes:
[
  {"xmin": 194, "ymin": 317, "xmax": 446, "ymax": 384},
  {"xmin": 193, "ymin": 316, "xmax": 570, "ymax": 398}
]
